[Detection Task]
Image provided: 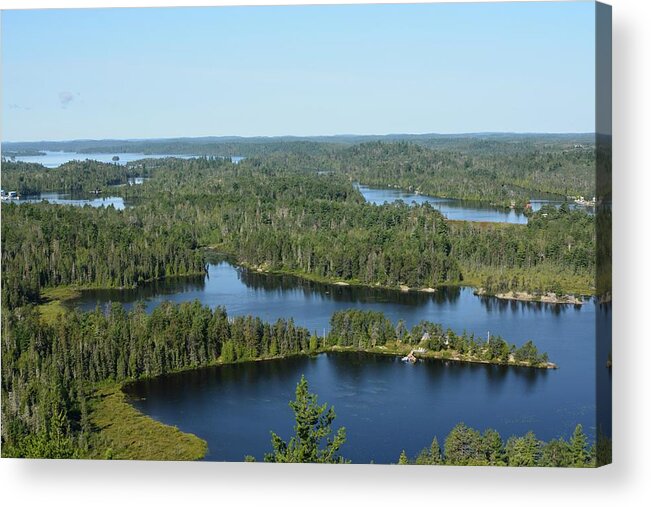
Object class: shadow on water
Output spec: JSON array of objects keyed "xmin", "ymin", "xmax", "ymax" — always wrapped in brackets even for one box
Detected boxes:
[
  {"xmin": 238, "ymin": 267, "xmax": 461, "ymax": 306},
  {"xmin": 64, "ymin": 274, "xmax": 206, "ymax": 310},
  {"xmin": 477, "ymin": 294, "xmax": 589, "ymax": 316}
]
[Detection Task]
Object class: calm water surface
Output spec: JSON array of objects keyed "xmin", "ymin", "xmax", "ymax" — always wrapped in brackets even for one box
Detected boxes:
[
  {"xmin": 17, "ymin": 192, "xmax": 128, "ymax": 210},
  {"xmin": 73, "ymin": 262, "xmax": 609, "ymax": 462}
]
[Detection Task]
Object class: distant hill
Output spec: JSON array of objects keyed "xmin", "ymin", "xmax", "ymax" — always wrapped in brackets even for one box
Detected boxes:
[{"xmin": 2, "ymin": 132, "xmax": 595, "ymax": 158}]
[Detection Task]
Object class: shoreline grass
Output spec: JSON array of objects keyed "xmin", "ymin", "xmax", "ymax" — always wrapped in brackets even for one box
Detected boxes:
[{"xmin": 87, "ymin": 384, "xmax": 207, "ymax": 461}]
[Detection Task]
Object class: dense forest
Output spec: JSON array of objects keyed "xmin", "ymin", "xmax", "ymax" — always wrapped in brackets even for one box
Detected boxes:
[
  {"xmin": 2, "ymin": 151, "xmax": 595, "ymax": 300},
  {"xmin": 1, "ymin": 159, "xmax": 151, "ymax": 195},
  {"xmin": 0, "ymin": 301, "xmax": 313, "ymax": 458},
  {"xmin": 1, "ymin": 203, "xmax": 205, "ymax": 310},
  {"xmin": 3, "ymin": 133, "xmax": 596, "ymax": 203},
  {"xmin": 326, "ymin": 141, "xmax": 595, "ymax": 206},
  {"xmin": 449, "ymin": 205, "xmax": 595, "ymax": 294}
]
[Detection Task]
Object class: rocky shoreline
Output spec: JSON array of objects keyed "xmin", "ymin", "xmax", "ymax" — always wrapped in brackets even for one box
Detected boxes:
[{"xmin": 474, "ymin": 288, "xmax": 584, "ymax": 305}]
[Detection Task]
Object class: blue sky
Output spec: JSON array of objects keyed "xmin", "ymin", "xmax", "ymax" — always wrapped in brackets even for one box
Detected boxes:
[{"xmin": 1, "ymin": 2, "xmax": 596, "ymax": 141}]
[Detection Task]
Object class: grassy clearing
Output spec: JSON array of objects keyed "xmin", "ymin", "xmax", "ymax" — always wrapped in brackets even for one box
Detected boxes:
[
  {"xmin": 87, "ymin": 384, "xmax": 207, "ymax": 461},
  {"xmin": 38, "ymin": 286, "xmax": 80, "ymax": 324}
]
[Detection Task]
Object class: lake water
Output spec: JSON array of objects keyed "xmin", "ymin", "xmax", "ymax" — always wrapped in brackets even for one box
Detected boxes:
[
  {"xmin": 16, "ymin": 192, "xmax": 128, "ymax": 210},
  {"xmin": 9, "ymin": 151, "xmax": 244, "ymax": 167},
  {"xmin": 357, "ymin": 185, "xmax": 580, "ymax": 224},
  {"xmin": 357, "ymin": 184, "xmax": 529, "ymax": 224},
  {"xmin": 71, "ymin": 261, "xmax": 609, "ymax": 462}
]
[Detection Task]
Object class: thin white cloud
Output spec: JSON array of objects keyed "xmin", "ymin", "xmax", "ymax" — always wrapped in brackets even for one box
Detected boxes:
[{"xmin": 58, "ymin": 91, "xmax": 77, "ymax": 108}]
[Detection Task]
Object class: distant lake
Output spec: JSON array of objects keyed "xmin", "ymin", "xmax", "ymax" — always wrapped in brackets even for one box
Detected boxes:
[
  {"xmin": 17, "ymin": 192, "xmax": 128, "ymax": 210},
  {"xmin": 357, "ymin": 184, "xmax": 581, "ymax": 224},
  {"xmin": 70, "ymin": 261, "xmax": 609, "ymax": 461},
  {"xmin": 9, "ymin": 151, "xmax": 244, "ymax": 167}
]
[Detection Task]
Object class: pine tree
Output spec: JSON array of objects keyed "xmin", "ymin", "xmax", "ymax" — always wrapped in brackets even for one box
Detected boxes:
[
  {"xmin": 264, "ymin": 375, "xmax": 348, "ymax": 463},
  {"xmin": 569, "ymin": 424, "xmax": 589, "ymax": 467}
]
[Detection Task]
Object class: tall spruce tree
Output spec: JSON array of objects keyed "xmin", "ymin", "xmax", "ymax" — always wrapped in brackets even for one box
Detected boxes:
[{"xmin": 264, "ymin": 375, "xmax": 348, "ymax": 463}]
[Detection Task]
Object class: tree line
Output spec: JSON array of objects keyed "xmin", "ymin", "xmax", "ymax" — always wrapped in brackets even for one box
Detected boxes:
[{"xmin": 398, "ymin": 422, "xmax": 603, "ymax": 467}]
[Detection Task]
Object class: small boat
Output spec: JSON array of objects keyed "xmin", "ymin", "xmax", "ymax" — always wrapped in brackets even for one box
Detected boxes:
[{"xmin": 401, "ymin": 351, "xmax": 417, "ymax": 363}]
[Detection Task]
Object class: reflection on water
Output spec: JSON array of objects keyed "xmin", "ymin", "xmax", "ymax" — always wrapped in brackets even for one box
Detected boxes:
[
  {"xmin": 356, "ymin": 184, "xmax": 529, "ymax": 224},
  {"xmin": 238, "ymin": 268, "xmax": 462, "ymax": 306},
  {"xmin": 357, "ymin": 184, "xmax": 593, "ymax": 223},
  {"xmin": 125, "ymin": 352, "xmax": 556, "ymax": 463},
  {"xmin": 478, "ymin": 293, "xmax": 586, "ymax": 316}
]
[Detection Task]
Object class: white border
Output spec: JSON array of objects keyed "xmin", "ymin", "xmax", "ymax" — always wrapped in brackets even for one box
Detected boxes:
[{"xmin": 2, "ymin": 1, "xmax": 649, "ymax": 506}]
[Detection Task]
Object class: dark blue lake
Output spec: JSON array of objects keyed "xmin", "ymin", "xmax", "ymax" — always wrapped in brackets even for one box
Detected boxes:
[{"xmin": 72, "ymin": 262, "xmax": 609, "ymax": 463}]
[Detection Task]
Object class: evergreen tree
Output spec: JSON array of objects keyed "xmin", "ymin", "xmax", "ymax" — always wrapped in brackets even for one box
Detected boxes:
[
  {"xmin": 505, "ymin": 431, "xmax": 541, "ymax": 467},
  {"xmin": 264, "ymin": 376, "xmax": 348, "ymax": 463},
  {"xmin": 569, "ymin": 424, "xmax": 590, "ymax": 467},
  {"xmin": 444, "ymin": 423, "xmax": 486, "ymax": 465}
]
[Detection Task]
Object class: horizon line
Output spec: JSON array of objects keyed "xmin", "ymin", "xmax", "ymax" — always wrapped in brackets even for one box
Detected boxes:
[{"xmin": 2, "ymin": 131, "xmax": 598, "ymax": 145}]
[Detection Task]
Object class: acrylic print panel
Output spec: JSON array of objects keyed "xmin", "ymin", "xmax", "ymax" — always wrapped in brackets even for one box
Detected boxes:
[{"xmin": 0, "ymin": 1, "xmax": 611, "ymax": 466}]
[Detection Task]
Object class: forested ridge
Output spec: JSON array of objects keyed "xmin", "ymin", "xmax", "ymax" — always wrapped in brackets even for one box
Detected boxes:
[{"xmin": 326, "ymin": 141, "xmax": 595, "ymax": 207}]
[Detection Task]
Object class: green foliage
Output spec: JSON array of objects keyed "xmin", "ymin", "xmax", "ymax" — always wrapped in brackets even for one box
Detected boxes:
[
  {"xmin": 2, "ymin": 138, "xmax": 598, "ymax": 462},
  {"xmin": 1, "ymin": 203, "xmax": 205, "ymax": 309},
  {"xmin": 327, "ymin": 140, "xmax": 595, "ymax": 207},
  {"xmin": 86, "ymin": 385, "xmax": 207, "ymax": 461},
  {"xmin": 413, "ymin": 437, "xmax": 443, "ymax": 465},
  {"xmin": 505, "ymin": 431, "xmax": 541, "ymax": 467},
  {"xmin": 450, "ymin": 206, "xmax": 595, "ymax": 295},
  {"xmin": 569, "ymin": 424, "xmax": 591, "ymax": 467},
  {"xmin": 328, "ymin": 309, "xmax": 550, "ymax": 366},
  {"xmin": 1, "ymin": 159, "xmax": 150, "ymax": 195},
  {"xmin": 444, "ymin": 423, "xmax": 488, "ymax": 466},
  {"xmin": 264, "ymin": 376, "xmax": 348, "ymax": 463},
  {"xmin": 539, "ymin": 438, "xmax": 572, "ymax": 467},
  {"xmin": 402, "ymin": 424, "xmax": 596, "ymax": 467},
  {"xmin": 0, "ymin": 302, "xmax": 311, "ymax": 458},
  {"xmin": 3, "ymin": 150, "xmax": 594, "ymax": 301}
]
